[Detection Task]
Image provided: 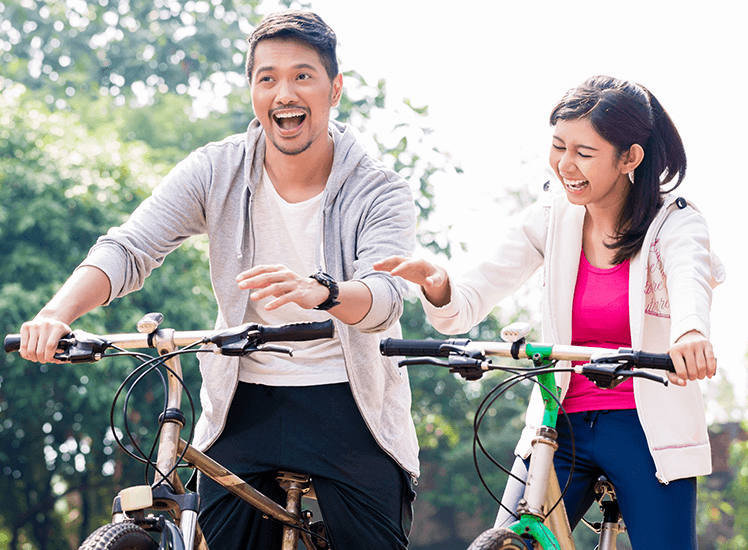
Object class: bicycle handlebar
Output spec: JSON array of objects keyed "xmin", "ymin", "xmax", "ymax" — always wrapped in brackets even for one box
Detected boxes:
[
  {"xmin": 4, "ymin": 335, "xmax": 21, "ymax": 353},
  {"xmin": 4, "ymin": 320, "xmax": 335, "ymax": 360},
  {"xmin": 380, "ymin": 338, "xmax": 674, "ymax": 371},
  {"xmin": 379, "ymin": 338, "xmax": 473, "ymax": 358}
]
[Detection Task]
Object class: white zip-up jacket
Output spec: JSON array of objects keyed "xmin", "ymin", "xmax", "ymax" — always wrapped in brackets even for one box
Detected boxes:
[{"xmin": 421, "ymin": 189, "xmax": 725, "ymax": 483}]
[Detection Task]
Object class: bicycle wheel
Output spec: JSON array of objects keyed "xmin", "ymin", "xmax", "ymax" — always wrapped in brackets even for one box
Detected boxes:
[
  {"xmin": 467, "ymin": 527, "xmax": 527, "ymax": 550},
  {"xmin": 78, "ymin": 523, "xmax": 158, "ymax": 550}
]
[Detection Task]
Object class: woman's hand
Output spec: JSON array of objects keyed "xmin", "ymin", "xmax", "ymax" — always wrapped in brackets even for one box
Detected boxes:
[
  {"xmin": 668, "ymin": 330, "xmax": 717, "ymax": 386},
  {"xmin": 373, "ymin": 256, "xmax": 451, "ymax": 307}
]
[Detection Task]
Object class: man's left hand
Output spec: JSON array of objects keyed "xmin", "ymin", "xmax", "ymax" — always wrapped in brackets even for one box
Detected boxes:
[{"xmin": 237, "ymin": 265, "xmax": 329, "ymax": 311}]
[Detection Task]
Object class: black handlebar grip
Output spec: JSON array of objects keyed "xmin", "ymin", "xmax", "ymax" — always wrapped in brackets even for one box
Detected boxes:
[
  {"xmin": 4, "ymin": 335, "xmax": 21, "ymax": 353},
  {"xmin": 380, "ymin": 338, "xmax": 469, "ymax": 357},
  {"xmin": 618, "ymin": 348, "xmax": 675, "ymax": 372},
  {"xmin": 258, "ymin": 320, "xmax": 334, "ymax": 343}
]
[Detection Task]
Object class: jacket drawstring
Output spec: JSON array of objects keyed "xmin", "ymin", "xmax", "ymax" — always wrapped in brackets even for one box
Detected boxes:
[{"xmin": 236, "ymin": 186, "xmax": 250, "ymax": 259}]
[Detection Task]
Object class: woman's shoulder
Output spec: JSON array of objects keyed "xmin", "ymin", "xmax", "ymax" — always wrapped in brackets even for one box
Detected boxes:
[{"xmin": 656, "ymin": 193, "xmax": 711, "ymax": 231}]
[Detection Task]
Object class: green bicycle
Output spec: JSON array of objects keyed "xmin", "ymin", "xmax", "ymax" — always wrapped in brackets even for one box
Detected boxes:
[{"xmin": 380, "ymin": 322, "xmax": 674, "ymax": 550}]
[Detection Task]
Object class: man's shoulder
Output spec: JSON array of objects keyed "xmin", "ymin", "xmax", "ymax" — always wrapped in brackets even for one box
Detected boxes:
[{"xmin": 196, "ymin": 132, "xmax": 247, "ymax": 156}]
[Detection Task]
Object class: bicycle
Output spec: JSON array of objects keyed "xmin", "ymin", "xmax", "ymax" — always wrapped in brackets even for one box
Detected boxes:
[
  {"xmin": 379, "ymin": 322, "xmax": 676, "ymax": 550},
  {"xmin": 5, "ymin": 312, "xmax": 337, "ymax": 550}
]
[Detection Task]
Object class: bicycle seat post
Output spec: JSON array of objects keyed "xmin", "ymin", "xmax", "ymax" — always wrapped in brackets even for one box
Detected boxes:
[
  {"xmin": 277, "ymin": 472, "xmax": 312, "ymax": 550},
  {"xmin": 595, "ymin": 478, "xmax": 624, "ymax": 550}
]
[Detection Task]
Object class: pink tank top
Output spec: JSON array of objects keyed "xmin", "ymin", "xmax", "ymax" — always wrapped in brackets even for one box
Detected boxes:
[{"xmin": 561, "ymin": 251, "xmax": 636, "ymax": 414}]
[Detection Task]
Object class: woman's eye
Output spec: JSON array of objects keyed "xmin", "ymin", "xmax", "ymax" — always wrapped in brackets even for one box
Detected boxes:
[
  {"xmin": 552, "ymin": 144, "xmax": 565, "ymax": 151},
  {"xmin": 578, "ymin": 152, "xmax": 591, "ymax": 158}
]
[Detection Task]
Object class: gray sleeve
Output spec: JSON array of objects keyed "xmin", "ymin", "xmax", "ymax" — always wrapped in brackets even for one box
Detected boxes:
[{"xmin": 348, "ymin": 172, "xmax": 416, "ymax": 333}]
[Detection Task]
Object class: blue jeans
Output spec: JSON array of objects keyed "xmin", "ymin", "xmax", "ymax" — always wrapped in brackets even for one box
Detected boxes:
[{"xmin": 497, "ymin": 410, "xmax": 697, "ymax": 549}]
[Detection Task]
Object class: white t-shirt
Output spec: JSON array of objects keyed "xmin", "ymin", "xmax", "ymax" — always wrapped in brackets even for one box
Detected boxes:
[{"xmin": 238, "ymin": 168, "xmax": 348, "ymax": 386}]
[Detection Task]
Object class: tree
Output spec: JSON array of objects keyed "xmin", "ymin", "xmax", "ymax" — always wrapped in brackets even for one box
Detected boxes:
[{"xmin": 0, "ymin": 85, "xmax": 216, "ymax": 549}]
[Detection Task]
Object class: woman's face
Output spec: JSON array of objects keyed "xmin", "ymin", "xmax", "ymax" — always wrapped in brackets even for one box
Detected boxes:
[{"xmin": 549, "ymin": 118, "xmax": 630, "ymax": 214}]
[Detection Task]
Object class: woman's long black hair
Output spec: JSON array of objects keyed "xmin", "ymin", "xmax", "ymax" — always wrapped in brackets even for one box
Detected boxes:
[{"xmin": 550, "ymin": 75, "xmax": 687, "ymax": 264}]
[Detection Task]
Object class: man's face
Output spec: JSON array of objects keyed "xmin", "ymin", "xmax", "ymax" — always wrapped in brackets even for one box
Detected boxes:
[{"xmin": 249, "ymin": 37, "xmax": 342, "ymax": 156}]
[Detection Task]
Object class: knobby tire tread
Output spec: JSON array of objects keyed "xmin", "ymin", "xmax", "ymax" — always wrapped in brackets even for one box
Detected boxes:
[{"xmin": 78, "ymin": 523, "xmax": 158, "ymax": 550}]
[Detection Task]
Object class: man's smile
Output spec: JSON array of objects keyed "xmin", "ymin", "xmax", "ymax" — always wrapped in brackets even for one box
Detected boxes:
[{"xmin": 272, "ymin": 108, "xmax": 308, "ymax": 133}]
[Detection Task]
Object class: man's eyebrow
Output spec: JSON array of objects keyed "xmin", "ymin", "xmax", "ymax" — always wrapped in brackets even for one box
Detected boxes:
[{"xmin": 254, "ymin": 63, "xmax": 320, "ymax": 75}]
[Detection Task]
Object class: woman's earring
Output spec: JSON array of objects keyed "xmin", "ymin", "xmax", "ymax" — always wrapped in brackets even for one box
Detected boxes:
[{"xmin": 628, "ymin": 171, "xmax": 635, "ymax": 184}]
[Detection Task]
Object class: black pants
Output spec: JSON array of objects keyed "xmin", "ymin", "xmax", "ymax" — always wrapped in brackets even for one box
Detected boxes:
[{"xmin": 195, "ymin": 382, "xmax": 415, "ymax": 550}]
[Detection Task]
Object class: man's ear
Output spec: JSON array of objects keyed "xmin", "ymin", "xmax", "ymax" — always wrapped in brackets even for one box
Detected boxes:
[
  {"xmin": 330, "ymin": 73, "xmax": 343, "ymax": 107},
  {"xmin": 622, "ymin": 143, "xmax": 645, "ymax": 175}
]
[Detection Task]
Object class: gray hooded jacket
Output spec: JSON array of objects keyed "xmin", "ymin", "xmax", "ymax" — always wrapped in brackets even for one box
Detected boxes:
[{"xmin": 81, "ymin": 119, "xmax": 420, "ymax": 477}]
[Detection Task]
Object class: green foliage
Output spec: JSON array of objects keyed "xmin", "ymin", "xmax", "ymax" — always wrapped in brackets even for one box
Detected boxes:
[
  {"xmin": 0, "ymin": 84, "xmax": 216, "ymax": 549},
  {"xmin": 0, "ymin": 0, "xmax": 258, "ymax": 106},
  {"xmin": 697, "ymin": 427, "xmax": 748, "ymax": 549}
]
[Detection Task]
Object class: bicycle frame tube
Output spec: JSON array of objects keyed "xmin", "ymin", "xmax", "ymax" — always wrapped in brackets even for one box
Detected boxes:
[
  {"xmin": 152, "ymin": 329, "xmax": 185, "ymax": 489},
  {"xmin": 506, "ymin": 351, "xmax": 576, "ymax": 550}
]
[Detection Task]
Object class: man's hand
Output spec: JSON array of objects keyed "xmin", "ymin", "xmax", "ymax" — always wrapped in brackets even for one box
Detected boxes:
[
  {"xmin": 18, "ymin": 265, "xmax": 111, "ymax": 364},
  {"xmin": 374, "ymin": 256, "xmax": 451, "ymax": 307},
  {"xmin": 237, "ymin": 265, "xmax": 330, "ymax": 311},
  {"xmin": 668, "ymin": 330, "xmax": 717, "ymax": 387},
  {"xmin": 20, "ymin": 316, "xmax": 73, "ymax": 364}
]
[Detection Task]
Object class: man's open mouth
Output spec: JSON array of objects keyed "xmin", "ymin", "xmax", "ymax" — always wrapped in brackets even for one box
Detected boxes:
[{"xmin": 273, "ymin": 110, "xmax": 307, "ymax": 130}]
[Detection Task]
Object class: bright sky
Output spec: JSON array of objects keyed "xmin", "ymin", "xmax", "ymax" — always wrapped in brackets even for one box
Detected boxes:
[{"xmin": 265, "ymin": 0, "xmax": 748, "ymax": 414}]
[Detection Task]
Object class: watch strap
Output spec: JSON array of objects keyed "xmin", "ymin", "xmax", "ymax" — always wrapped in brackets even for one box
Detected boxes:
[{"xmin": 310, "ymin": 272, "xmax": 340, "ymax": 311}]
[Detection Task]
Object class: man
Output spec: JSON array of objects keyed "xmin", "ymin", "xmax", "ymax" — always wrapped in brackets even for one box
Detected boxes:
[{"xmin": 19, "ymin": 11, "xmax": 419, "ymax": 549}]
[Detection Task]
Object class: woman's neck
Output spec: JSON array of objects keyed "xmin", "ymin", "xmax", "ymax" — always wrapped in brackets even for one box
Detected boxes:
[{"xmin": 582, "ymin": 207, "xmax": 622, "ymax": 268}]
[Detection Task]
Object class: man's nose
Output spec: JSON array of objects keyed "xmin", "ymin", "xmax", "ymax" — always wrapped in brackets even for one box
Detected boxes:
[{"xmin": 275, "ymin": 79, "xmax": 298, "ymax": 104}]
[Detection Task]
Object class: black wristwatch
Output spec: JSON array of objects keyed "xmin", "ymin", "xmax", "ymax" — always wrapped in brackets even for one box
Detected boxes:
[{"xmin": 310, "ymin": 271, "xmax": 341, "ymax": 311}]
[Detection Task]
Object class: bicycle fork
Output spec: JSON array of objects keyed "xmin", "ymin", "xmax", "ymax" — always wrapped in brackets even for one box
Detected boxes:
[{"xmin": 510, "ymin": 424, "xmax": 575, "ymax": 550}]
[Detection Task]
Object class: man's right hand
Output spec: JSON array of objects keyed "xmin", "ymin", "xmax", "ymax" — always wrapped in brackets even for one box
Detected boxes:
[
  {"xmin": 17, "ymin": 265, "xmax": 112, "ymax": 363},
  {"xmin": 19, "ymin": 317, "xmax": 73, "ymax": 364}
]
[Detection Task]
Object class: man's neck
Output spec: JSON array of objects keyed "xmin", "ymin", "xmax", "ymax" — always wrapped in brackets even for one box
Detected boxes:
[{"xmin": 264, "ymin": 135, "xmax": 334, "ymax": 203}]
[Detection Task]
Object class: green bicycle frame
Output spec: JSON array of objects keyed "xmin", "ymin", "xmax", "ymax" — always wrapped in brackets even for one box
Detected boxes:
[{"xmin": 505, "ymin": 343, "xmax": 568, "ymax": 550}]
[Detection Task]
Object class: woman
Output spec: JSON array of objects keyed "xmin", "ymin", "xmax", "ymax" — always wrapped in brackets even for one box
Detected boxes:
[{"xmin": 375, "ymin": 75, "xmax": 724, "ymax": 548}]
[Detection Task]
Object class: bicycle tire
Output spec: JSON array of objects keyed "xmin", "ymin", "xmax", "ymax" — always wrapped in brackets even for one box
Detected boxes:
[
  {"xmin": 467, "ymin": 527, "xmax": 528, "ymax": 550},
  {"xmin": 78, "ymin": 523, "xmax": 158, "ymax": 550}
]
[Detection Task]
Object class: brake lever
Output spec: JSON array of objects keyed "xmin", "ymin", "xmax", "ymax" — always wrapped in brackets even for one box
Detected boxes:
[
  {"xmin": 53, "ymin": 330, "xmax": 109, "ymax": 363},
  {"xmin": 211, "ymin": 324, "xmax": 261, "ymax": 356},
  {"xmin": 396, "ymin": 356, "xmax": 491, "ymax": 381},
  {"xmin": 397, "ymin": 357, "xmax": 449, "ymax": 368},
  {"xmin": 251, "ymin": 344, "xmax": 293, "ymax": 356},
  {"xmin": 581, "ymin": 363, "xmax": 669, "ymax": 389},
  {"xmin": 448, "ymin": 356, "xmax": 492, "ymax": 381}
]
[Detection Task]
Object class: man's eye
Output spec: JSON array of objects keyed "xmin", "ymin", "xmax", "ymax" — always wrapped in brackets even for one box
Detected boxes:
[{"xmin": 297, "ymin": 73, "xmax": 311, "ymax": 80}]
